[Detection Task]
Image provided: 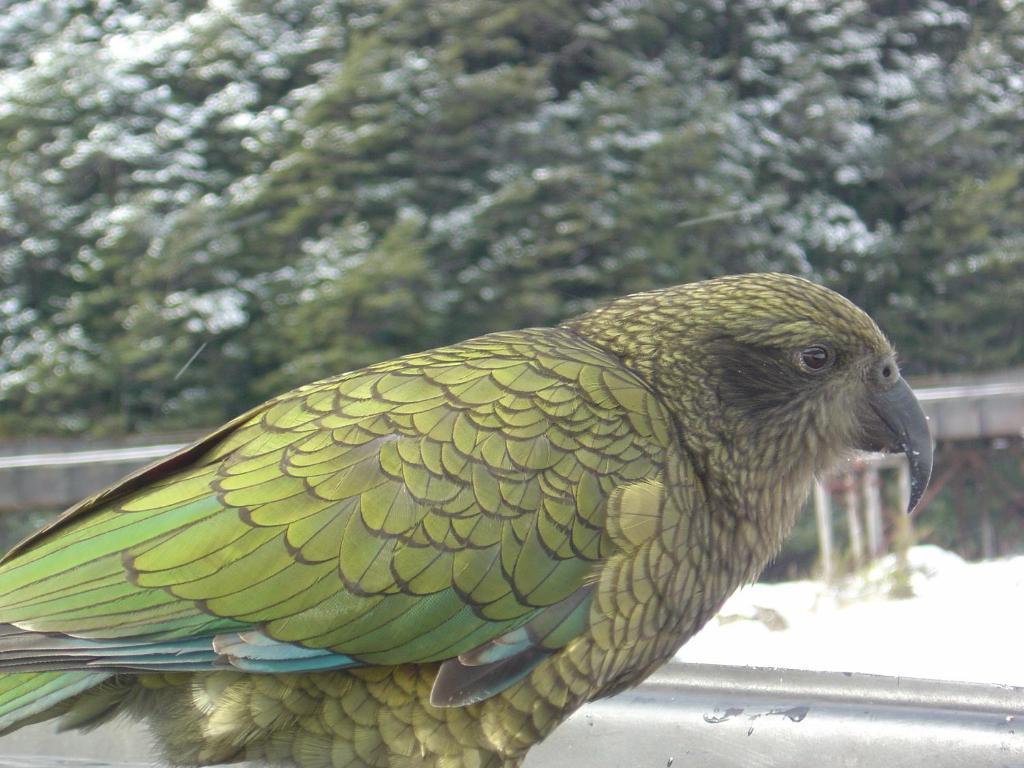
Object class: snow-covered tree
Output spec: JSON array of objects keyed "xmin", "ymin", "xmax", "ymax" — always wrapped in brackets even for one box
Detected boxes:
[{"xmin": 1, "ymin": 0, "xmax": 1021, "ymax": 435}]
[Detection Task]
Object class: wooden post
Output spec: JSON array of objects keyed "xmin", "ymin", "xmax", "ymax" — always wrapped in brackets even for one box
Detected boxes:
[
  {"xmin": 980, "ymin": 506, "xmax": 995, "ymax": 559},
  {"xmin": 891, "ymin": 461, "xmax": 916, "ymax": 598},
  {"xmin": 968, "ymin": 450, "xmax": 1005, "ymax": 560},
  {"xmin": 862, "ymin": 465, "xmax": 884, "ymax": 559},
  {"xmin": 845, "ymin": 471, "xmax": 865, "ymax": 569},
  {"xmin": 814, "ymin": 479, "xmax": 834, "ymax": 584},
  {"xmin": 896, "ymin": 461, "xmax": 915, "ymax": 538}
]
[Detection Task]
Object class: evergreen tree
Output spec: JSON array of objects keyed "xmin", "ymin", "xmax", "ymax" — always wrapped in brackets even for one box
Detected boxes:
[{"xmin": 1, "ymin": 0, "xmax": 1021, "ymax": 435}]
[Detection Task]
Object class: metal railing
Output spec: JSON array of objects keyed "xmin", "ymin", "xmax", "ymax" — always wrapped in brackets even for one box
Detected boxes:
[
  {"xmin": 525, "ymin": 662, "xmax": 1024, "ymax": 767},
  {"xmin": 2, "ymin": 663, "xmax": 1021, "ymax": 767}
]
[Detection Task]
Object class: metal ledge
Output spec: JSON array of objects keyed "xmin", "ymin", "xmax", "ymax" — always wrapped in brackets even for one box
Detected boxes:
[
  {"xmin": 2, "ymin": 663, "xmax": 1022, "ymax": 767},
  {"xmin": 525, "ymin": 662, "xmax": 1024, "ymax": 767}
]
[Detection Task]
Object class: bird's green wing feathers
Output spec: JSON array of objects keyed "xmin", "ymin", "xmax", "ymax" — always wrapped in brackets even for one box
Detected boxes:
[
  {"xmin": 0, "ymin": 671, "xmax": 110, "ymax": 735},
  {"xmin": 0, "ymin": 329, "xmax": 672, "ymax": 672}
]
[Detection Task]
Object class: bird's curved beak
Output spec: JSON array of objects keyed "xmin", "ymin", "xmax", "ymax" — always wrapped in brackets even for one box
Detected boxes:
[{"xmin": 859, "ymin": 378, "xmax": 933, "ymax": 514}]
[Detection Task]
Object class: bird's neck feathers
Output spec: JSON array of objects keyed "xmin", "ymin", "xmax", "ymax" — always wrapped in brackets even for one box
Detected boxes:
[{"xmin": 566, "ymin": 283, "xmax": 846, "ymax": 584}]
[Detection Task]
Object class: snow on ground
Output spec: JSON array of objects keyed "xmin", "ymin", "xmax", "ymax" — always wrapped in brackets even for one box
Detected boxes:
[{"xmin": 676, "ymin": 545, "xmax": 1024, "ymax": 687}]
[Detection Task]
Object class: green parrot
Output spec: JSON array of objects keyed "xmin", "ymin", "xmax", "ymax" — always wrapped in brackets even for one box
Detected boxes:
[{"xmin": 0, "ymin": 273, "xmax": 931, "ymax": 767}]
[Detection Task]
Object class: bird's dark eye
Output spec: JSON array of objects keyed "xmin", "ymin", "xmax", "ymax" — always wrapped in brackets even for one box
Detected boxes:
[{"xmin": 798, "ymin": 345, "xmax": 832, "ymax": 373}]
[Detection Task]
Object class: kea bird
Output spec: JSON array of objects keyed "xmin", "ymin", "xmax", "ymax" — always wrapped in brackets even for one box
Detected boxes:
[{"xmin": 0, "ymin": 273, "xmax": 931, "ymax": 767}]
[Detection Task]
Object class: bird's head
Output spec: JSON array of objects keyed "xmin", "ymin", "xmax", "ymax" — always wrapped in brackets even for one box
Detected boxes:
[{"xmin": 567, "ymin": 273, "xmax": 932, "ymax": 514}]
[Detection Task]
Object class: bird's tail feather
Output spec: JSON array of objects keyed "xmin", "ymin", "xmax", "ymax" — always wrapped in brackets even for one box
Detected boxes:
[{"xmin": 0, "ymin": 670, "xmax": 110, "ymax": 735}]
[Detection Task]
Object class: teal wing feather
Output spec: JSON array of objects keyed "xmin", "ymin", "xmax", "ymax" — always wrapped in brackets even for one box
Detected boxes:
[{"xmin": 0, "ymin": 671, "xmax": 110, "ymax": 734}]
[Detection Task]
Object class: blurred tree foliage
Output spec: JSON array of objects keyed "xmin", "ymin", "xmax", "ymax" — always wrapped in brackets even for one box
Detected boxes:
[{"xmin": 1, "ymin": 0, "xmax": 1023, "ymax": 436}]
